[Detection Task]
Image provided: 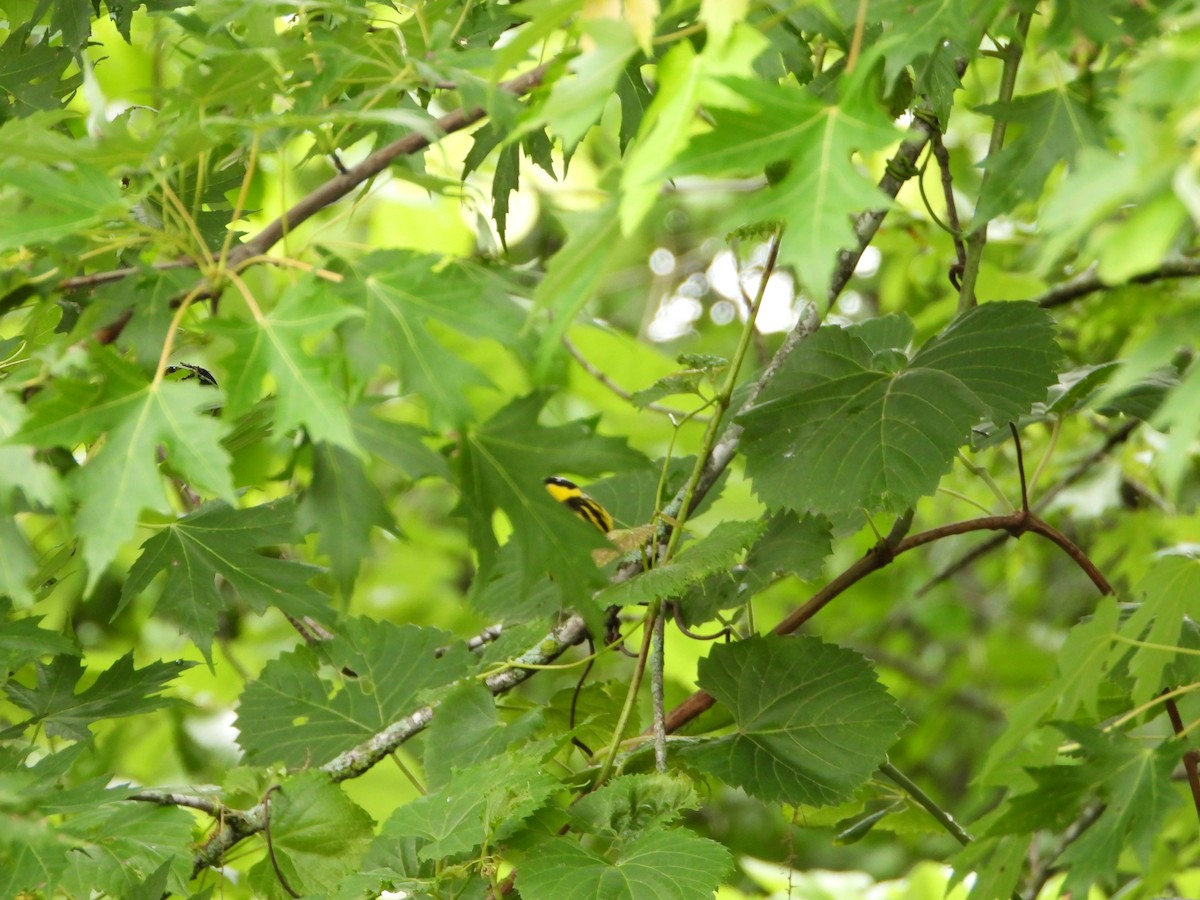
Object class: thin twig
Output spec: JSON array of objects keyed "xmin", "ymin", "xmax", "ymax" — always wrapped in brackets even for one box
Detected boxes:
[
  {"xmin": 561, "ymin": 334, "xmax": 703, "ymax": 421},
  {"xmin": 957, "ymin": 9, "xmax": 1034, "ymax": 310},
  {"xmin": 262, "ymin": 785, "xmax": 300, "ymax": 898},
  {"xmin": 1034, "ymin": 257, "xmax": 1200, "ymax": 309},
  {"xmin": 1010, "ymin": 422, "xmax": 1030, "ymax": 514},
  {"xmin": 130, "ymin": 790, "xmax": 229, "ymax": 818},
  {"xmin": 1164, "ymin": 693, "xmax": 1200, "ymax": 820},
  {"xmin": 651, "ymin": 609, "xmax": 668, "ymax": 773},
  {"xmin": 916, "ymin": 418, "xmax": 1139, "ymax": 598},
  {"xmin": 880, "ymin": 761, "xmax": 972, "ymax": 846}
]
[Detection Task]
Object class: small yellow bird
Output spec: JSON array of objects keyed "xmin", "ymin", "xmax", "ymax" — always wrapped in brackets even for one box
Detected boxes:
[{"xmin": 543, "ymin": 476, "xmax": 613, "ymax": 534}]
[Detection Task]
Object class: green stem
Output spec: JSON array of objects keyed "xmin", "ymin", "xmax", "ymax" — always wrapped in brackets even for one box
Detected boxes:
[
  {"xmin": 880, "ymin": 761, "xmax": 972, "ymax": 847},
  {"xmin": 957, "ymin": 9, "xmax": 1033, "ymax": 311},
  {"xmin": 596, "ymin": 600, "xmax": 658, "ymax": 785},
  {"xmin": 664, "ymin": 226, "xmax": 783, "ymax": 557}
]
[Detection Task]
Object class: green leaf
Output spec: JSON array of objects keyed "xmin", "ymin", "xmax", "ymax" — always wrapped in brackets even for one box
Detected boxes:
[
  {"xmin": 349, "ymin": 404, "xmax": 450, "ymax": 480},
  {"xmin": 739, "ymin": 302, "xmax": 1061, "ymax": 515},
  {"xmin": 979, "ymin": 596, "xmax": 1121, "ymax": 783},
  {"xmin": 682, "ymin": 635, "xmax": 905, "ymax": 806},
  {"xmin": 597, "ymin": 519, "xmax": 766, "ymax": 608},
  {"xmin": 0, "ymin": 600, "xmax": 77, "ymax": 675},
  {"xmin": 336, "ymin": 250, "xmax": 525, "ymax": 426},
  {"xmin": 670, "ymin": 77, "xmax": 898, "ymax": 296},
  {"xmin": 297, "ymin": 442, "xmax": 395, "ymax": 595},
  {"xmin": 211, "ymin": 282, "xmax": 360, "ymax": 452},
  {"xmin": 534, "ymin": 19, "xmax": 639, "ymax": 151},
  {"xmin": 518, "ymin": 828, "xmax": 732, "ymax": 900},
  {"xmin": 235, "ymin": 619, "xmax": 470, "ymax": 766},
  {"xmin": 121, "ymin": 499, "xmax": 334, "ymax": 660},
  {"xmin": 55, "ymin": 803, "xmax": 194, "ymax": 898},
  {"xmin": 4, "ymin": 652, "xmax": 191, "ymax": 742},
  {"xmin": 456, "ymin": 393, "xmax": 649, "ymax": 597},
  {"xmin": 1035, "ymin": 726, "xmax": 1178, "ymax": 898},
  {"xmin": 568, "ymin": 774, "xmax": 699, "ymax": 837},
  {"xmin": 974, "ymin": 79, "xmax": 1108, "ymax": 222},
  {"xmin": 383, "ymin": 751, "xmax": 560, "ymax": 863},
  {"xmin": 1112, "ymin": 551, "xmax": 1200, "ymax": 706},
  {"xmin": 246, "ymin": 772, "xmax": 375, "ymax": 897},
  {"xmin": 423, "ymin": 683, "xmax": 544, "ymax": 789},
  {"xmin": 14, "ymin": 353, "xmax": 236, "ymax": 591},
  {"xmin": 872, "ymin": 0, "xmax": 1001, "ymax": 87}
]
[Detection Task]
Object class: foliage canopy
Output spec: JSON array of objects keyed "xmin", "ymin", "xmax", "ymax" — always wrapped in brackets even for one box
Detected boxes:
[{"xmin": 2, "ymin": 1, "xmax": 1200, "ymax": 898}]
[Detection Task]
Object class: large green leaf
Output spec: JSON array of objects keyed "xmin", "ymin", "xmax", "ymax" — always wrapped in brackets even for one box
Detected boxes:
[
  {"xmin": 297, "ymin": 442, "xmax": 395, "ymax": 595},
  {"xmin": 987, "ymin": 725, "xmax": 1179, "ymax": 899},
  {"xmin": 120, "ymin": 499, "xmax": 334, "ymax": 660},
  {"xmin": 669, "ymin": 77, "xmax": 898, "ymax": 296},
  {"xmin": 14, "ymin": 351, "xmax": 235, "ymax": 591},
  {"xmin": 739, "ymin": 302, "xmax": 1060, "ymax": 516},
  {"xmin": 682, "ymin": 635, "xmax": 905, "ymax": 806},
  {"xmin": 455, "ymin": 393, "xmax": 650, "ymax": 598},
  {"xmin": 211, "ymin": 282, "xmax": 360, "ymax": 452},
  {"xmin": 974, "ymin": 79, "xmax": 1109, "ymax": 223},
  {"xmin": 3, "ymin": 652, "xmax": 192, "ymax": 742},
  {"xmin": 336, "ymin": 250, "xmax": 526, "ymax": 426},
  {"xmin": 245, "ymin": 772, "xmax": 375, "ymax": 897},
  {"xmin": 235, "ymin": 619, "xmax": 470, "ymax": 766},
  {"xmin": 518, "ymin": 828, "xmax": 732, "ymax": 900}
]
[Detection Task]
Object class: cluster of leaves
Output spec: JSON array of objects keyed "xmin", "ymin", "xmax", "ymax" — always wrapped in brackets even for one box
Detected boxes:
[{"xmin": 1, "ymin": 1, "xmax": 1199, "ymax": 899}]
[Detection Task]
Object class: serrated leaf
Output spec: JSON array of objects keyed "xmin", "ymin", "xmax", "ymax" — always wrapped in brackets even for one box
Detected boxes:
[
  {"xmin": 55, "ymin": 802, "xmax": 194, "ymax": 898},
  {"xmin": 246, "ymin": 772, "xmax": 374, "ymax": 896},
  {"xmin": 235, "ymin": 619, "xmax": 470, "ymax": 766},
  {"xmin": 456, "ymin": 393, "xmax": 649, "ymax": 599},
  {"xmin": 974, "ymin": 79, "xmax": 1108, "ymax": 222},
  {"xmin": 1040, "ymin": 726, "xmax": 1177, "ymax": 898},
  {"xmin": 518, "ymin": 828, "xmax": 731, "ymax": 900},
  {"xmin": 3, "ymin": 652, "xmax": 191, "ymax": 742},
  {"xmin": 682, "ymin": 635, "xmax": 905, "ymax": 806},
  {"xmin": 297, "ymin": 442, "xmax": 394, "ymax": 595},
  {"xmin": 121, "ymin": 499, "xmax": 333, "ymax": 661},
  {"xmin": 384, "ymin": 752, "xmax": 560, "ymax": 863},
  {"xmin": 1112, "ymin": 552, "xmax": 1200, "ymax": 706},
  {"xmin": 211, "ymin": 283, "xmax": 360, "ymax": 451},
  {"xmin": 423, "ymin": 683, "xmax": 543, "ymax": 789},
  {"xmin": 568, "ymin": 774, "xmax": 699, "ymax": 837},
  {"xmin": 739, "ymin": 302, "xmax": 1061, "ymax": 515},
  {"xmin": 670, "ymin": 77, "xmax": 898, "ymax": 295},
  {"xmin": 336, "ymin": 250, "xmax": 525, "ymax": 426},
  {"xmin": 597, "ymin": 519, "xmax": 765, "ymax": 608},
  {"xmin": 14, "ymin": 354, "xmax": 235, "ymax": 591},
  {"xmin": 534, "ymin": 19, "xmax": 639, "ymax": 151}
]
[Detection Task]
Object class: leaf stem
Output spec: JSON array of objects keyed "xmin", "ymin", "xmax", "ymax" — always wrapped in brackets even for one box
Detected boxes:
[
  {"xmin": 880, "ymin": 761, "xmax": 972, "ymax": 846},
  {"xmin": 957, "ymin": 9, "xmax": 1033, "ymax": 311}
]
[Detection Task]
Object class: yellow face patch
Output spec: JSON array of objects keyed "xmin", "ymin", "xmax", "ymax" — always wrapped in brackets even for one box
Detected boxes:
[{"xmin": 543, "ymin": 476, "xmax": 613, "ymax": 534}]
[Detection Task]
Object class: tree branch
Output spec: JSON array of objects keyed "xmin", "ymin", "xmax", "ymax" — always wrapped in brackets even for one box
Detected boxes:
[
  {"xmin": 1034, "ymin": 256, "xmax": 1200, "ymax": 309},
  {"xmin": 60, "ymin": 63, "xmax": 551, "ymax": 300}
]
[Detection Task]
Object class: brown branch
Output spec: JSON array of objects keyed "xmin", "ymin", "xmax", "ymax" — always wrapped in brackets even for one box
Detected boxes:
[
  {"xmin": 916, "ymin": 418, "xmax": 1139, "ymax": 598},
  {"xmin": 1164, "ymin": 693, "xmax": 1200, "ymax": 821},
  {"xmin": 664, "ymin": 507, "xmax": 1111, "ymax": 734},
  {"xmin": 1035, "ymin": 256, "xmax": 1200, "ymax": 309},
  {"xmin": 63, "ymin": 62, "xmax": 552, "ymax": 329}
]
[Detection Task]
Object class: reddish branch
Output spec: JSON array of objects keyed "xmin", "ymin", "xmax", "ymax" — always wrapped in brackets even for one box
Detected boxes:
[{"xmin": 664, "ymin": 507, "xmax": 1113, "ymax": 734}]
